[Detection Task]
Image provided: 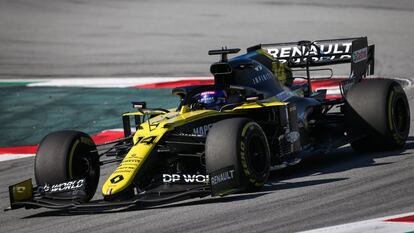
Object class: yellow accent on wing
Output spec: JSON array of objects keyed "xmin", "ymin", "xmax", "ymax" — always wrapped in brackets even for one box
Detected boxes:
[
  {"xmin": 179, "ymin": 105, "xmax": 190, "ymax": 114},
  {"xmin": 123, "ymin": 110, "xmax": 165, "ymax": 117},
  {"xmin": 256, "ymin": 48, "xmax": 292, "ymax": 85},
  {"xmin": 11, "ymin": 179, "xmax": 33, "ymax": 203},
  {"xmin": 231, "ymin": 101, "xmax": 287, "ymax": 110}
]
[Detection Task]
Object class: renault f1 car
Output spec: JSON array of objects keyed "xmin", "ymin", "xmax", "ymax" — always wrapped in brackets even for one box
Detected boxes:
[{"xmin": 6, "ymin": 37, "xmax": 410, "ymax": 212}]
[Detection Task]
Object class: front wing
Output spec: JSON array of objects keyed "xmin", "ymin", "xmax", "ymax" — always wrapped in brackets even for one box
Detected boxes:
[{"xmin": 5, "ymin": 178, "xmax": 210, "ymax": 212}]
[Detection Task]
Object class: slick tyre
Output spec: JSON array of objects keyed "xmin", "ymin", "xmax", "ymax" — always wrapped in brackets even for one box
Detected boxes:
[
  {"xmin": 35, "ymin": 130, "xmax": 100, "ymax": 201},
  {"xmin": 344, "ymin": 79, "xmax": 410, "ymax": 152},
  {"xmin": 206, "ymin": 118, "xmax": 270, "ymax": 192}
]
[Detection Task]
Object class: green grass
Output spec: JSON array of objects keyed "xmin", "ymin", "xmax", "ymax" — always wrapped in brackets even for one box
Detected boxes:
[{"xmin": 0, "ymin": 87, "xmax": 175, "ymax": 146}]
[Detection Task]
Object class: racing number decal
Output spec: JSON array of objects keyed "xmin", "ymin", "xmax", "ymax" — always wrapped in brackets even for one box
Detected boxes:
[{"xmin": 135, "ymin": 136, "xmax": 157, "ymax": 145}]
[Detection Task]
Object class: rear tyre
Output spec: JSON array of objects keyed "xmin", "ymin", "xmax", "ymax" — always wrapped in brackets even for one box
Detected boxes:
[
  {"xmin": 206, "ymin": 118, "xmax": 270, "ymax": 192},
  {"xmin": 344, "ymin": 79, "xmax": 410, "ymax": 152},
  {"xmin": 35, "ymin": 130, "xmax": 100, "ymax": 202}
]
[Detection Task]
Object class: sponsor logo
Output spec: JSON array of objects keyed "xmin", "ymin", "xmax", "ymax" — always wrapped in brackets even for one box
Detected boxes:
[
  {"xmin": 276, "ymin": 91, "xmax": 293, "ymax": 101},
  {"xmin": 341, "ymin": 77, "xmax": 358, "ymax": 94},
  {"xmin": 41, "ymin": 179, "xmax": 85, "ymax": 194},
  {"xmin": 209, "ymin": 166, "xmax": 239, "ymax": 196},
  {"xmin": 267, "ymin": 43, "xmax": 352, "ymax": 64},
  {"xmin": 178, "ymin": 124, "xmax": 214, "ymax": 137},
  {"xmin": 352, "ymin": 47, "xmax": 368, "ymax": 63},
  {"xmin": 254, "ymin": 64, "xmax": 263, "ymax": 71},
  {"xmin": 162, "ymin": 174, "xmax": 209, "ymax": 183},
  {"xmin": 122, "ymin": 158, "xmax": 142, "ymax": 163},
  {"xmin": 15, "ymin": 186, "xmax": 26, "ymax": 193},
  {"xmin": 110, "ymin": 175, "xmax": 124, "ymax": 184},
  {"xmin": 286, "ymin": 131, "xmax": 300, "ymax": 143},
  {"xmin": 210, "ymin": 169, "xmax": 235, "ymax": 186},
  {"xmin": 192, "ymin": 124, "xmax": 213, "ymax": 136},
  {"xmin": 43, "ymin": 184, "xmax": 50, "ymax": 192},
  {"xmin": 252, "ymin": 73, "xmax": 273, "ymax": 85}
]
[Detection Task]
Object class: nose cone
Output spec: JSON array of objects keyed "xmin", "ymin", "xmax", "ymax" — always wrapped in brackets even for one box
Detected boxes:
[
  {"xmin": 101, "ymin": 126, "xmax": 169, "ymax": 197},
  {"xmin": 101, "ymin": 143, "xmax": 154, "ymax": 197}
]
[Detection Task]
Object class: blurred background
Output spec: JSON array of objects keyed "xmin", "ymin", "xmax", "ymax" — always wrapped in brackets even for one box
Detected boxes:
[{"xmin": 1, "ymin": 0, "xmax": 414, "ymax": 78}]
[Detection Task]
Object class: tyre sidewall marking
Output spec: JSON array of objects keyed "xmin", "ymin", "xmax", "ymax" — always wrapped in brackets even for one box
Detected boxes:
[
  {"xmin": 388, "ymin": 86, "xmax": 406, "ymax": 145},
  {"xmin": 388, "ymin": 89, "xmax": 394, "ymax": 132},
  {"xmin": 68, "ymin": 139, "xmax": 80, "ymax": 180},
  {"xmin": 240, "ymin": 122, "xmax": 267, "ymax": 186},
  {"xmin": 240, "ymin": 140, "xmax": 250, "ymax": 176},
  {"xmin": 240, "ymin": 122, "xmax": 255, "ymax": 183}
]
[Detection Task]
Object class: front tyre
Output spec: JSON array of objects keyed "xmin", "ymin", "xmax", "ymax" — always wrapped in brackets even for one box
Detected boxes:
[
  {"xmin": 206, "ymin": 118, "xmax": 270, "ymax": 192},
  {"xmin": 35, "ymin": 130, "xmax": 100, "ymax": 202}
]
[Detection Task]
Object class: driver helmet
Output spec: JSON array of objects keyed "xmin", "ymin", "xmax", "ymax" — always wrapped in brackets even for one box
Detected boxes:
[{"xmin": 193, "ymin": 90, "xmax": 227, "ymax": 110}]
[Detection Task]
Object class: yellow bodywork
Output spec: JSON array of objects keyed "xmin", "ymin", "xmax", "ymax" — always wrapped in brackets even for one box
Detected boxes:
[
  {"xmin": 102, "ymin": 100, "xmax": 287, "ymax": 196},
  {"xmin": 255, "ymin": 48, "xmax": 292, "ymax": 85}
]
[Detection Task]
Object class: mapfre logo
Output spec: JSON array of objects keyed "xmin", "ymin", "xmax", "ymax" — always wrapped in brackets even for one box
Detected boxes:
[{"xmin": 192, "ymin": 124, "xmax": 213, "ymax": 136}]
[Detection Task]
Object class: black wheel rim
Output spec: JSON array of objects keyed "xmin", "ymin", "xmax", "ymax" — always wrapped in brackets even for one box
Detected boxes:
[
  {"xmin": 71, "ymin": 143, "xmax": 95, "ymax": 179},
  {"xmin": 70, "ymin": 140, "xmax": 99, "ymax": 199},
  {"xmin": 392, "ymin": 95, "xmax": 409, "ymax": 134},
  {"xmin": 247, "ymin": 135, "xmax": 267, "ymax": 175}
]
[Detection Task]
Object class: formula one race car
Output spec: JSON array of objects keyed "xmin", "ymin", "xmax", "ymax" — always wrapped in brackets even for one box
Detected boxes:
[{"xmin": 6, "ymin": 37, "xmax": 410, "ymax": 212}]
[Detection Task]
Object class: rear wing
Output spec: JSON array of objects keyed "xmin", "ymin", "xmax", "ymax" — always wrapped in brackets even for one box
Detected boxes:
[{"xmin": 248, "ymin": 37, "xmax": 375, "ymax": 79}]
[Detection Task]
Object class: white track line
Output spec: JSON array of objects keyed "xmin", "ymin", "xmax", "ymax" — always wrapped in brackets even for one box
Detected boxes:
[
  {"xmin": 0, "ymin": 129, "xmax": 126, "ymax": 162},
  {"xmin": 4, "ymin": 77, "xmax": 213, "ymax": 88},
  {"xmin": 301, "ymin": 212, "xmax": 414, "ymax": 233},
  {"xmin": 367, "ymin": 76, "xmax": 413, "ymax": 89},
  {"xmin": 1, "ymin": 76, "xmax": 411, "ymax": 89},
  {"xmin": 393, "ymin": 77, "xmax": 413, "ymax": 89},
  {"xmin": 0, "ymin": 154, "xmax": 35, "ymax": 162},
  {"xmin": 314, "ymin": 86, "xmax": 342, "ymax": 96}
]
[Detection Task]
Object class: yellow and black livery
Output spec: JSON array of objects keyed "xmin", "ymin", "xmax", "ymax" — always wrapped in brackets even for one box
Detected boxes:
[{"xmin": 6, "ymin": 37, "xmax": 410, "ymax": 212}]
